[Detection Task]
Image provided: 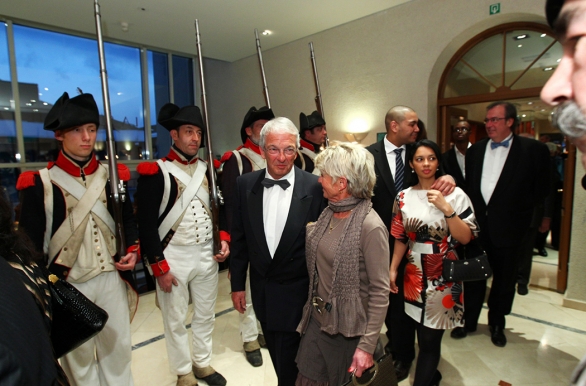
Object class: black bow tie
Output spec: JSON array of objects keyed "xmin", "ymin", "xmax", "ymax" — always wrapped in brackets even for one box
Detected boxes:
[{"xmin": 261, "ymin": 178, "xmax": 290, "ymax": 190}]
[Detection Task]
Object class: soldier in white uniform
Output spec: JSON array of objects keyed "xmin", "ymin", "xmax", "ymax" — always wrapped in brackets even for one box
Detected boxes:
[
  {"xmin": 136, "ymin": 103, "xmax": 230, "ymax": 386},
  {"xmin": 295, "ymin": 111, "xmax": 327, "ymax": 174},
  {"xmin": 219, "ymin": 106, "xmax": 274, "ymax": 367},
  {"xmin": 17, "ymin": 92, "xmax": 139, "ymax": 385}
]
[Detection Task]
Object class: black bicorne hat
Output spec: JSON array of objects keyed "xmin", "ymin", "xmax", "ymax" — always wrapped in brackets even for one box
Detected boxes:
[
  {"xmin": 158, "ymin": 103, "xmax": 206, "ymax": 147},
  {"xmin": 44, "ymin": 92, "xmax": 100, "ymax": 131},
  {"xmin": 240, "ymin": 106, "xmax": 274, "ymax": 143},
  {"xmin": 299, "ymin": 111, "xmax": 326, "ymax": 132},
  {"xmin": 545, "ymin": 0, "xmax": 565, "ymax": 28}
]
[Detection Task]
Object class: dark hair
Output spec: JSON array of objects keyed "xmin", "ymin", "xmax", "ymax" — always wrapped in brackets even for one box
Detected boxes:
[
  {"xmin": 0, "ymin": 190, "xmax": 39, "ymax": 265},
  {"xmin": 408, "ymin": 139, "xmax": 445, "ymax": 186},
  {"xmin": 416, "ymin": 119, "xmax": 428, "ymax": 140},
  {"xmin": 487, "ymin": 101, "xmax": 519, "ymax": 130}
]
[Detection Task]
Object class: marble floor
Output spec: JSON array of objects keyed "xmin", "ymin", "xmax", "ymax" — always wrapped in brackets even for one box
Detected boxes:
[{"xmin": 130, "ymin": 259, "xmax": 584, "ymax": 386}]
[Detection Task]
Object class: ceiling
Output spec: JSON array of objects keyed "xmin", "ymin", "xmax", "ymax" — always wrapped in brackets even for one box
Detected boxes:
[{"xmin": 0, "ymin": 0, "xmax": 412, "ymax": 62}]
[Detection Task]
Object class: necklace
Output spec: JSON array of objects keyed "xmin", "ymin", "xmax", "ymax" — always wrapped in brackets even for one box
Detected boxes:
[{"xmin": 329, "ymin": 217, "xmax": 345, "ymax": 234}]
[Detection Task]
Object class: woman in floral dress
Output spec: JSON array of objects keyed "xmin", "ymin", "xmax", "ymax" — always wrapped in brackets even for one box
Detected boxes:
[{"xmin": 389, "ymin": 139, "xmax": 478, "ymax": 386}]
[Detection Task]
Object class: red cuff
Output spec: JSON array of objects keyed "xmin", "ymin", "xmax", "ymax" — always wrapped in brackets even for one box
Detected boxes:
[
  {"xmin": 126, "ymin": 244, "xmax": 140, "ymax": 256},
  {"xmin": 220, "ymin": 231, "xmax": 230, "ymax": 243},
  {"xmin": 151, "ymin": 259, "xmax": 170, "ymax": 277}
]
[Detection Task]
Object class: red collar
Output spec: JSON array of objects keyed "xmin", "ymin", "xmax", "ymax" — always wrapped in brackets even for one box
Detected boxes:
[
  {"xmin": 243, "ymin": 138, "xmax": 262, "ymax": 155},
  {"xmin": 164, "ymin": 148, "xmax": 199, "ymax": 165},
  {"xmin": 300, "ymin": 139, "xmax": 315, "ymax": 152},
  {"xmin": 51, "ymin": 151, "xmax": 99, "ymax": 177}
]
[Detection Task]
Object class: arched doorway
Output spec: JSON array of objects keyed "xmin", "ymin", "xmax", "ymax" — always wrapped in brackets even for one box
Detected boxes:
[{"xmin": 436, "ymin": 22, "xmax": 575, "ymax": 293}]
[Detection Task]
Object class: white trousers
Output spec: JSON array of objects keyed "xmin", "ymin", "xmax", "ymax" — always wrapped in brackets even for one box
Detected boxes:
[
  {"xmin": 240, "ymin": 268, "xmax": 262, "ymax": 343},
  {"xmin": 157, "ymin": 241, "xmax": 218, "ymax": 375},
  {"xmin": 60, "ymin": 271, "xmax": 133, "ymax": 386}
]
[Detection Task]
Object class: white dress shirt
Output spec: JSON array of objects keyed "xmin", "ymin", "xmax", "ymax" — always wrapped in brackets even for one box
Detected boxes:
[
  {"xmin": 455, "ymin": 142, "xmax": 471, "ymax": 179},
  {"xmin": 263, "ymin": 168, "xmax": 295, "ymax": 257},
  {"xmin": 481, "ymin": 134, "xmax": 513, "ymax": 204},
  {"xmin": 384, "ymin": 136, "xmax": 406, "ymax": 181}
]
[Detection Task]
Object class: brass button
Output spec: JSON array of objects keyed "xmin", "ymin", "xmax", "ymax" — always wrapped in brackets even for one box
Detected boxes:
[
  {"xmin": 65, "ymin": 192, "xmax": 69, "ymax": 196},
  {"xmin": 94, "ymin": 232, "xmax": 97, "ymax": 235},
  {"xmin": 63, "ymin": 271, "xmax": 68, "ymax": 276},
  {"xmin": 94, "ymin": 239, "xmax": 98, "ymax": 243},
  {"xmin": 101, "ymin": 266, "xmax": 104, "ymax": 270},
  {"xmin": 63, "ymin": 247, "xmax": 68, "ymax": 251},
  {"xmin": 103, "ymin": 200, "xmax": 107, "ymax": 204},
  {"xmin": 111, "ymin": 236, "xmax": 114, "ymax": 239},
  {"xmin": 97, "ymin": 253, "xmax": 101, "ymax": 256},
  {"xmin": 196, "ymin": 227, "xmax": 198, "ymax": 230},
  {"xmin": 100, "ymin": 259, "xmax": 104, "ymax": 263},
  {"xmin": 93, "ymin": 225, "xmax": 97, "ymax": 228}
]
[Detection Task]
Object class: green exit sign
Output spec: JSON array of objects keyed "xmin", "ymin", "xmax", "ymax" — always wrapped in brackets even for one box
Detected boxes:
[{"xmin": 490, "ymin": 3, "xmax": 501, "ymax": 15}]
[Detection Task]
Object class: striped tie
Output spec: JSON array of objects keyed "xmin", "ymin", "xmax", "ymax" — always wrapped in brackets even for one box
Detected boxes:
[{"xmin": 394, "ymin": 148, "xmax": 404, "ymax": 192}]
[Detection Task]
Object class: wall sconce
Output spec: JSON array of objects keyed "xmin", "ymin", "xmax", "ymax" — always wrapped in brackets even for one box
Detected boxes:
[{"xmin": 344, "ymin": 132, "xmax": 368, "ymax": 143}]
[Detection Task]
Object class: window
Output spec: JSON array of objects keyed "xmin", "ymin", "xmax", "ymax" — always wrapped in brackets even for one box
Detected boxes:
[{"xmin": 148, "ymin": 50, "xmax": 170, "ymax": 159}]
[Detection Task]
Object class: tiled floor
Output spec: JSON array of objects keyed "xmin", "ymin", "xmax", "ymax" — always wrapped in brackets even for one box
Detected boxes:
[{"xmin": 130, "ymin": 257, "xmax": 584, "ymax": 386}]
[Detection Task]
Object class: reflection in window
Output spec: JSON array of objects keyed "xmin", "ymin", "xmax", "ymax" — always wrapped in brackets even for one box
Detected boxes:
[
  {"xmin": 0, "ymin": 168, "xmax": 21, "ymax": 210},
  {"xmin": 443, "ymin": 29, "xmax": 562, "ymax": 98},
  {"xmin": 172, "ymin": 55, "xmax": 194, "ymax": 107},
  {"xmin": 0, "ymin": 23, "xmax": 18, "ymax": 165},
  {"xmin": 13, "ymin": 25, "xmax": 145, "ymax": 161},
  {"xmin": 148, "ymin": 51, "xmax": 170, "ymax": 159}
]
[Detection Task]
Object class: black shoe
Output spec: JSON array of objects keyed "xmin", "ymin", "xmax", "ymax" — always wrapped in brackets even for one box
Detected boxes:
[
  {"xmin": 537, "ymin": 248, "xmax": 548, "ymax": 257},
  {"xmin": 489, "ymin": 325, "xmax": 507, "ymax": 347},
  {"xmin": 517, "ymin": 283, "xmax": 529, "ymax": 296},
  {"xmin": 450, "ymin": 327, "xmax": 468, "ymax": 339},
  {"xmin": 245, "ymin": 349, "xmax": 263, "ymax": 367},
  {"xmin": 196, "ymin": 371, "xmax": 227, "ymax": 386},
  {"xmin": 394, "ymin": 360, "xmax": 412, "ymax": 382},
  {"xmin": 430, "ymin": 370, "xmax": 442, "ymax": 386}
]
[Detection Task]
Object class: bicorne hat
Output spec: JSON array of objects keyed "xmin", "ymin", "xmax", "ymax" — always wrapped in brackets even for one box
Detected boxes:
[
  {"xmin": 44, "ymin": 92, "xmax": 100, "ymax": 131},
  {"xmin": 545, "ymin": 0, "xmax": 565, "ymax": 28},
  {"xmin": 299, "ymin": 111, "xmax": 326, "ymax": 132},
  {"xmin": 158, "ymin": 103, "xmax": 206, "ymax": 147},
  {"xmin": 240, "ymin": 106, "xmax": 274, "ymax": 143}
]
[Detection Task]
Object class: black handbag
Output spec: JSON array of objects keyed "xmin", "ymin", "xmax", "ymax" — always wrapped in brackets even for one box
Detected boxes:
[
  {"xmin": 342, "ymin": 353, "xmax": 398, "ymax": 386},
  {"xmin": 48, "ymin": 274, "xmax": 109, "ymax": 358},
  {"xmin": 442, "ymin": 254, "xmax": 492, "ymax": 282}
]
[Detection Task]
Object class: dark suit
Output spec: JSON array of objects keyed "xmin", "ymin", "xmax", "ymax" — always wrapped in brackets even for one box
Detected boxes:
[
  {"xmin": 366, "ymin": 140, "xmax": 415, "ymax": 363},
  {"xmin": 464, "ymin": 135, "xmax": 551, "ymax": 328},
  {"xmin": 442, "ymin": 147, "xmax": 466, "ymax": 188},
  {"xmin": 230, "ymin": 167, "xmax": 325, "ymax": 385}
]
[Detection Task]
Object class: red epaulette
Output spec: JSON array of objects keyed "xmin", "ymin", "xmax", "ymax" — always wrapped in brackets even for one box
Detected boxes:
[
  {"xmin": 118, "ymin": 164, "xmax": 131, "ymax": 181},
  {"xmin": 136, "ymin": 161, "xmax": 160, "ymax": 176},
  {"xmin": 16, "ymin": 171, "xmax": 39, "ymax": 190},
  {"xmin": 220, "ymin": 150, "xmax": 234, "ymax": 164},
  {"xmin": 47, "ymin": 161, "xmax": 55, "ymax": 169}
]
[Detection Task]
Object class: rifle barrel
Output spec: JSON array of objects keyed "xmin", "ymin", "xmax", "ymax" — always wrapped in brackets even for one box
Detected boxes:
[
  {"xmin": 255, "ymin": 29, "xmax": 271, "ymax": 108},
  {"xmin": 309, "ymin": 42, "xmax": 328, "ymax": 147},
  {"xmin": 195, "ymin": 20, "xmax": 221, "ymax": 255},
  {"xmin": 94, "ymin": 0, "xmax": 126, "ymax": 256}
]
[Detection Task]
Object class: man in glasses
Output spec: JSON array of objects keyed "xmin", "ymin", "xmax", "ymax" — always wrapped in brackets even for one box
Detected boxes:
[
  {"xmin": 457, "ymin": 101, "xmax": 551, "ymax": 347},
  {"xmin": 230, "ymin": 117, "xmax": 325, "ymax": 385},
  {"xmin": 442, "ymin": 120, "xmax": 471, "ymax": 187}
]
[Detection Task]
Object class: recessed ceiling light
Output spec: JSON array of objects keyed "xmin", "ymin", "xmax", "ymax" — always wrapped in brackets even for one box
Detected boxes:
[
  {"xmin": 522, "ymin": 114, "xmax": 527, "ymax": 117},
  {"xmin": 518, "ymin": 44, "xmax": 523, "ymax": 48},
  {"xmin": 262, "ymin": 30, "xmax": 271, "ymax": 36},
  {"xmin": 514, "ymin": 34, "xmax": 529, "ymax": 40},
  {"xmin": 541, "ymin": 33, "xmax": 547, "ymax": 37},
  {"xmin": 528, "ymin": 102, "xmax": 533, "ymax": 105},
  {"xmin": 557, "ymin": 58, "xmax": 561, "ymax": 62},
  {"xmin": 543, "ymin": 67, "xmax": 553, "ymax": 71}
]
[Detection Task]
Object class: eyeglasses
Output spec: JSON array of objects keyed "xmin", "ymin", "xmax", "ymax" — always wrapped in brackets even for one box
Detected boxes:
[
  {"xmin": 453, "ymin": 127, "xmax": 470, "ymax": 133},
  {"xmin": 265, "ymin": 146, "xmax": 297, "ymax": 156},
  {"xmin": 483, "ymin": 117, "xmax": 507, "ymax": 124}
]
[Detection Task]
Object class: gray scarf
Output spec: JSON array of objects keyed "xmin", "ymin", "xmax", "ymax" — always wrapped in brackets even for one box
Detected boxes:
[{"xmin": 303, "ymin": 196, "xmax": 372, "ymax": 336}]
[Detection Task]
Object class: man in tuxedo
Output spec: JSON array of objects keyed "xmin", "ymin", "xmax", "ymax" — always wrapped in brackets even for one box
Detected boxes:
[
  {"xmin": 461, "ymin": 101, "xmax": 550, "ymax": 347},
  {"xmin": 442, "ymin": 120, "xmax": 471, "ymax": 188},
  {"xmin": 230, "ymin": 117, "xmax": 326, "ymax": 386},
  {"xmin": 366, "ymin": 105, "xmax": 455, "ymax": 381}
]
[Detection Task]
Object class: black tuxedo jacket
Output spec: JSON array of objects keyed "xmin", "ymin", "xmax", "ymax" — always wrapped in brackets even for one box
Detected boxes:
[
  {"xmin": 442, "ymin": 147, "xmax": 466, "ymax": 188},
  {"xmin": 230, "ymin": 167, "xmax": 326, "ymax": 332},
  {"xmin": 465, "ymin": 136, "xmax": 551, "ymax": 249},
  {"xmin": 366, "ymin": 140, "xmax": 412, "ymax": 244}
]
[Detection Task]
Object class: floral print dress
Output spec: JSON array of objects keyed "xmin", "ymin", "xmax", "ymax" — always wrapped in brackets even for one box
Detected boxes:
[{"xmin": 391, "ymin": 186, "xmax": 479, "ymax": 330}]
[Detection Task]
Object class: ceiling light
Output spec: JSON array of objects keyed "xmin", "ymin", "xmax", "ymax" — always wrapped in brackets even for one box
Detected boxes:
[
  {"xmin": 518, "ymin": 44, "xmax": 523, "ymax": 48},
  {"xmin": 527, "ymin": 102, "xmax": 533, "ymax": 105},
  {"xmin": 261, "ymin": 30, "xmax": 271, "ymax": 36},
  {"xmin": 33, "ymin": 109, "xmax": 38, "ymax": 112},
  {"xmin": 541, "ymin": 33, "xmax": 547, "ymax": 37},
  {"xmin": 3, "ymin": 107, "xmax": 8, "ymax": 110},
  {"xmin": 30, "ymin": 99, "xmax": 36, "ymax": 103},
  {"xmin": 43, "ymin": 102, "xmax": 48, "ymax": 105},
  {"xmin": 522, "ymin": 114, "xmax": 526, "ymax": 117},
  {"xmin": 543, "ymin": 67, "xmax": 553, "ymax": 71},
  {"xmin": 557, "ymin": 58, "xmax": 561, "ymax": 62},
  {"xmin": 514, "ymin": 34, "xmax": 529, "ymax": 40},
  {"xmin": 44, "ymin": 87, "xmax": 48, "ymax": 91}
]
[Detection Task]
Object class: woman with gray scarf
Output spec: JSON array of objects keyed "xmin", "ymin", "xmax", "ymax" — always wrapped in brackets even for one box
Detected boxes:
[{"xmin": 295, "ymin": 142, "xmax": 390, "ymax": 386}]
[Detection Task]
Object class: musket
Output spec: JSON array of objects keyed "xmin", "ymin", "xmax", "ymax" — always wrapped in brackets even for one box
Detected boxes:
[
  {"xmin": 309, "ymin": 42, "xmax": 329, "ymax": 147},
  {"xmin": 195, "ymin": 20, "xmax": 222, "ymax": 255},
  {"xmin": 255, "ymin": 29, "xmax": 271, "ymax": 108},
  {"xmin": 93, "ymin": 0, "xmax": 126, "ymax": 258}
]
